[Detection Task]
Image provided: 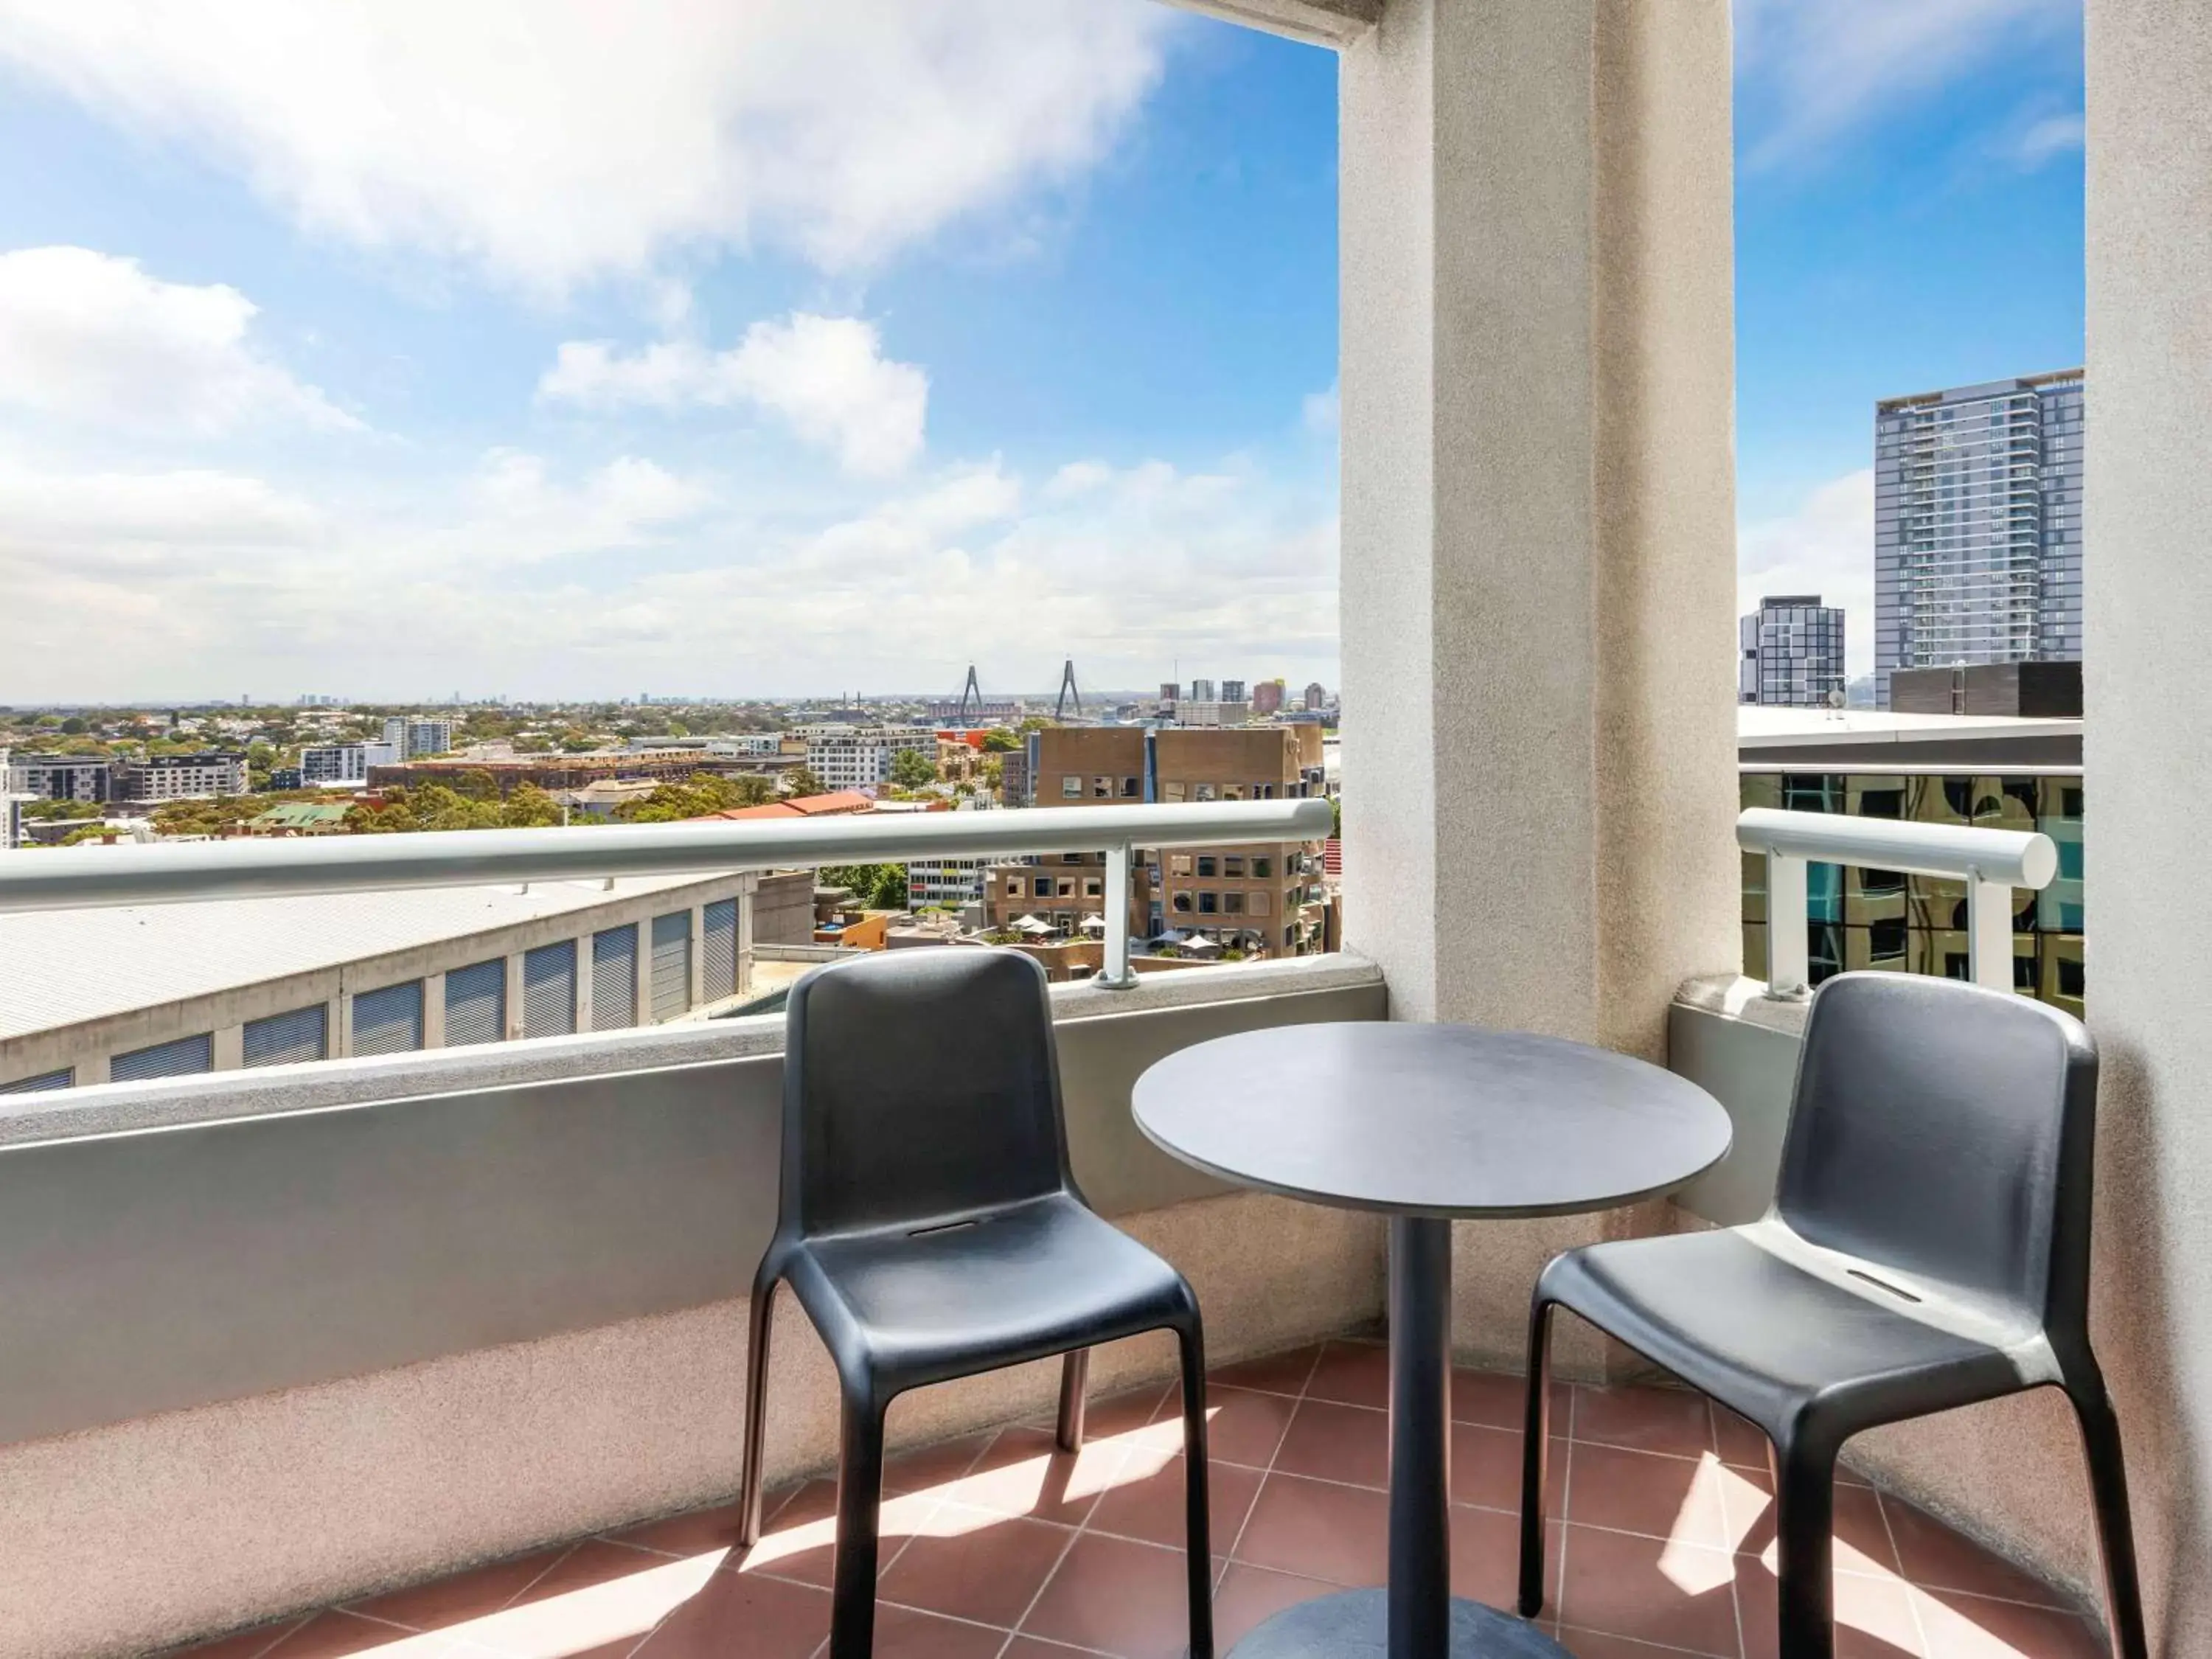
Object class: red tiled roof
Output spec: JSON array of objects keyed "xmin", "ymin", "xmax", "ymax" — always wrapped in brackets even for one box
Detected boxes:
[{"xmin": 695, "ymin": 790, "xmax": 874, "ymax": 822}]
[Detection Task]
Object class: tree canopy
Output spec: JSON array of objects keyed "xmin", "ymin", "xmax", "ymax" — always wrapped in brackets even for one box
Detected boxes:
[{"xmin": 889, "ymin": 746, "xmax": 939, "ymax": 789}]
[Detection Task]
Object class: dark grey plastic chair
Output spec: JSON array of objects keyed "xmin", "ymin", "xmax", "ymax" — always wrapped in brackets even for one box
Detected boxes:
[
  {"xmin": 737, "ymin": 947, "xmax": 1213, "ymax": 1659},
  {"xmin": 1517, "ymin": 972, "xmax": 2146, "ymax": 1659}
]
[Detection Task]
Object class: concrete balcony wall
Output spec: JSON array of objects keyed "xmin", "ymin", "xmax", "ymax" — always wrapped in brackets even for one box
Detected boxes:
[{"xmin": 0, "ymin": 958, "xmax": 1387, "ymax": 1658}]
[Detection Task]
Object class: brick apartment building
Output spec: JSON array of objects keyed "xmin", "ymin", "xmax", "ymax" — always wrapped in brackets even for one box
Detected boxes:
[
  {"xmin": 366, "ymin": 754, "xmax": 713, "ymax": 796},
  {"xmin": 984, "ymin": 726, "xmax": 1327, "ymax": 954}
]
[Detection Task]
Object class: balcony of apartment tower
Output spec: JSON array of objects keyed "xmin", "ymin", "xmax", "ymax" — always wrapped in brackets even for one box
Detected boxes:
[{"xmin": 0, "ymin": 4, "xmax": 2205, "ymax": 1659}]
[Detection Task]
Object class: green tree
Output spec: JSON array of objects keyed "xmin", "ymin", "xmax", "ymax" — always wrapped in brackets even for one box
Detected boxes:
[
  {"xmin": 59, "ymin": 716, "xmax": 86, "ymax": 734},
  {"xmin": 981, "ymin": 728, "xmax": 1020, "ymax": 753},
  {"xmin": 501, "ymin": 783, "xmax": 563, "ymax": 827},
  {"xmin": 890, "ymin": 746, "xmax": 939, "ymax": 790},
  {"xmin": 785, "ymin": 766, "xmax": 828, "ymax": 799},
  {"xmin": 452, "ymin": 768, "xmax": 501, "ymax": 802},
  {"xmin": 819, "ymin": 863, "xmax": 908, "ymax": 908},
  {"xmin": 1331, "ymin": 795, "xmax": 1342, "ymax": 838}
]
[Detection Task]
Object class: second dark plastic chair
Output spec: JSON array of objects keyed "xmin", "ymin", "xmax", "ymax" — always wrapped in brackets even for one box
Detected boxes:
[
  {"xmin": 737, "ymin": 947, "xmax": 1214, "ymax": 1659},
  {"xmin": 1518, "ymin": 972, "xmax": 2146, "ymax": 1659}
]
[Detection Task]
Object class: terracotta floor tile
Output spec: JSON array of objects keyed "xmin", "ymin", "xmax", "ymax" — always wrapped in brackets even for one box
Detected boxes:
[
  {"xmin": 881, "ymin": 1431, "xmax": 995, "ymax": 1496},
  {"xmin": 938, "ymin": 1424, "xmax": 1128, "ymax": 1527},
  {"xmin": 1232, "ymin": 1472, "xmax": 1388, "ymax": 1587},
  {"xmin": 1087, "ymin": 1451, "xmax": 1264, "ymax": 1558},
  {"xmin": 1452, "ymin": 1421, "xmax": 1568, "ymax": 1515},
  {"xmin": 1305, "ymin": 1340, "xmax": 1389, "ymax": 1408},
  {"xmin": 1724, "ymin": 1468, "xmax": 1900, "ymax": 1577},
  {"xmin": 1454, "ymin": 1368, "xmax": 1543, "ymax": 1431},
  {"xmin": 1911, "ymin": 1588, "xmax": 2105, "ymax": 1659},
  {"xmin": 630, "ymin": 1570, "xmax": 829, "ymax": 1659},
  {"xmin": 164, "ymin": 1618, "xmax": 315, "ymax": 1659},
  {"xmin": 1564, "ymin": 1443, "xmax": 1734, "ymax": 1550},
  {"xmin": 1573, "ymin": 1385, "xmax": 1718, "ymax": 1460},
  {"xmin": 456, "ymin": 1545, "xmax": 722, "ymax": 1657},
  {"xmin": 1211, "ymin": 1344, "xmax": 1323, "ymax": 1397},
  {"xmin": 260, "ymin": 1612, "xmax": 445, "ymax": 1657},
  {"xmin": 1020, "ymin": 1532, "xmax": 1207, "ymax": 1658},
  {"xmin": 870, "ymin": 1604, "xmax": 1018, "ymax": 1659},
  {"xmin": 343, "ymin": 1548, "xmax": 571, "ymax": 1630},
  {"xmin": 1273, "ymin": 1397, "xmax": 1390, "ymax": 1489},
  {"xmin": 1211, "ymin": 1564, "xmax": 1338, "ymax": 1649},
  {"xmin": 1559, "ymin": 1627, "xmax": 1721, "ymax": 1659},
  {"xmin": 1554, "ymin": 1521, "xmax": 1742, "ymax": 1658},
  {"xmin": 1882, "ymin": 1500, "xmax": 2073, "ymax": 1610},
  {"xmin": 1713, "ymin": 1408, "xmax": 1771, "ymax": 1473},
  {"xmin": 1737, "ymin": 1558, "xmax": 1923, "ymax": 1659},
  {"xmin": 605, "ymin": 1500, "xmax": 759, "ymax": 1562},
  {"xmin": 1173, "ymin": 1382, "xmax": 1301, "ymax": 1469},
  {"xmin": 874, "ymin": 1503, "xmax": 1072, "ymax": 1629},
  {"xmin": 1037, "ymin": 1382, "xmax": 1173, "ymax": 1443},
  {"xmin": 1446, "ymin": 1500, "xmax": 1528, "ymax": 1610},
  {"xmin": 733, "ymin": 1483, "xmax": 939, "ymax": 1590}
]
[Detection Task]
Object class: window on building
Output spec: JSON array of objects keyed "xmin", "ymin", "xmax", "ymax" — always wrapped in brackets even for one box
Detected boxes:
[
  {"xmin": 1165, "ymin": 781, "xmax": 1188, "ymax": 803},
  {"xmin": 443, "ymin": 959, "xmax": 507, "ymax": 1046},
  {"xmin": 1034, "ymin": 877, "xmax": 1053, "ymax": 897},
  {"xmin": 1083, "ymin": 878, "xmax": 1102, "ymax": 897},
  {"xmin": 650, "ymin": 912, "xmax": 692, "ymax": 1023},
  {"xmin": 243, "ymin": 1004, "xmax": 329, "ymax": 1068},
  {"xmin": 111, "ymin": 1032, "xmax": 218, "ymax": 1080},
  {"xmin": 1121, "ymin": 776, "xmax": 1140, "ymax": 797},
  {"xmin": 1198, "ymin": 891, "xmax": 1220, "ymax": 915},
  {"xmin": 1194, "ymin": 783, "xmax": 1217, "ymax": 801},
  {"xmin": 703, "ymin": 899, "xmax": 739, "ymax": 1003},
  {"xmin": 1169, "ymin": 854, "xmax": 1192, "ymax": 876},
  {"xmin": 1172, "ymin": 891, "xmax": 1193, "ymax": 914},
  {"xmin": 1057, "ymin": 879, "xmax": 1075, "ymax": 897},
  {"xmin": 591, "ymin": 925, "xmax": 638, "ymax": 1031},
  {"xmin": 1061, "ymin": 775, "xmax": 1082, "ymax": 798},
  {"xmin": 1196, "ymin": 856, "xmax": 1217, "ymax": 877},
  {"xmin": 524, "ymin": 939, "xmax": 578, "ymax": 1038},
  {"xmin": 1093, "ymin": 776, "xmax": 1110, "ymax": 798},
  {"xmin": 1222, "ymin": 784, "xmax": 1245, "ymax": 801},
  {"xmin": 1223, "ymin": 856, "xmax": 1245, "ymax": 877},
  {"xmin": 1223, "ymin": 892, "xmax": 1245, "ymax": 914},
  {"xmin": 352, "ymin": 981, "xmax": 425, "ymax": 1057},
  {"xmin": 0, "ymin": 1065, "xmax": 74, "ymax": 1093},
  {"xmin": 1253, "ymin": 857, "xmax": 1273, "ymax": 877}
]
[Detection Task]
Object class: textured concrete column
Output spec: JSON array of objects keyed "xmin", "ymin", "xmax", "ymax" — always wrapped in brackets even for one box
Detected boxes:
[
  {"xmin": 1339, "ymin": 0, "xmax": 1738, "ymax": 1050},
  {"xmin": 2078, "ymin": 1, "xmax": 2212, "ymax": 1641},
  {"xmin": 1338, "ymin": 0, "xmax": 1739, "ymax": 1366}
]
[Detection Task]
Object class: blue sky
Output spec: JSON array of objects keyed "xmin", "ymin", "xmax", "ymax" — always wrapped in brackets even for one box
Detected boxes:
[{"xmin": 0, "ymin": 0, "xmax": 2082, "ymax": 700}]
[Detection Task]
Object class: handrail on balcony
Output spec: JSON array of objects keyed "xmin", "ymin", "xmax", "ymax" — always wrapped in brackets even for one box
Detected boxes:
[
  {"xmin": 0, "ymin": 798, "xmax": 1337, "ymax": 991},
  {"xmin": 1735, "ymin": 807, "xmax": 2059, "ymax": 1001}
]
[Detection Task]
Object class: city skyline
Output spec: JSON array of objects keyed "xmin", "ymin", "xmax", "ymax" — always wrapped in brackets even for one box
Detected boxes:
[{"xmin": 0, "ymin": 1, "xmax": 2085, "ymax": 700}]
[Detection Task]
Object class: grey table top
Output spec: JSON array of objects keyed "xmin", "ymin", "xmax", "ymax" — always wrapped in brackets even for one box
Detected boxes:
[{"xmin": 1131, "ymin": 1021, "xmax": 1733, "ymax": 1220}]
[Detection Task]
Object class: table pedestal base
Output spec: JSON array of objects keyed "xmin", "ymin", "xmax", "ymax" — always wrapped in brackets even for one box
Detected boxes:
[{"xmin": 1228, "ymin": 1590, "xmax": 1569, "ymax": 1658}]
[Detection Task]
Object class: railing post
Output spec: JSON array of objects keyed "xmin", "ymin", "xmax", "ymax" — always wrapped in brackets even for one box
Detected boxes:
[
  {"xmin": 1764, "ymin": 851, "xmax": 1811, "ymax": 1001},
  {"xmin": 1966, "ymin": 874, "xmax": 2016, "ymax": 993},
  {"xmin": 1096, "ymin": 841, "xmax": 1137, "ymax": 990}
]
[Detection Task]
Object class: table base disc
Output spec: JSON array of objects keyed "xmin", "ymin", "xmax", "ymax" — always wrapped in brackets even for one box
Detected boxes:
[{"xmin": 1228, "ymin": 1590, "xmax": 1568, "ymax": 1658}]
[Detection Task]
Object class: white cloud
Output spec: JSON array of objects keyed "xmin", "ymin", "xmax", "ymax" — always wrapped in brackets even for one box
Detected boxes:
[
  {"xmin": 1733, "ymin": 0, "xmax": 2079, "ymax": 170},
  {"xmin": 1046, "ymin": 460, "xmax": 1113, "ymax": 501},
  {"xmin": 0, "ymin": 0, "xmax": 1174, "ymax": 293},
  {"xmin": 1739, "ymin": 470, "xmax": 1875, "ymax": 675},
  {"xmin": 2006, "ymin": 111, "xmax": 2086, "ymax": 170},
  {"xmin": 461, "ymin": 450, "xmax": 714, "ymax": 564},
  {"xmin": 0, "ymin": 247, "xmax": 358, "ymax": 436},
  {"xmin": 541, "ymin": 314, "xmax": 928, "ymax": 479},
  {"xmin": 1301, "ymin": 384, "xmax": 1339, "ymax": 436}
]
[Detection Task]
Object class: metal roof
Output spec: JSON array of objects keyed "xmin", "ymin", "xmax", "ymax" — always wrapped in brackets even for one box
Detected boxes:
[{"xmin": 0, "ymin": 868, "xmax": 731, "ymax": 1041}]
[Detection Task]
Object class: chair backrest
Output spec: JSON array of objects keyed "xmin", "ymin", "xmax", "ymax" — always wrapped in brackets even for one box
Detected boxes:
[
  {"xmin": 1775, "ymin": 972, "xmax": 2098, "ymax": 1334},
  {"xmin": 779, "ymin": 947, "xmax": 1073, "ymax": 1237}
]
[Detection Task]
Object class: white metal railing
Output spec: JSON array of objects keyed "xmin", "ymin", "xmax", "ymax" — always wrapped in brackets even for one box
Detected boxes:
[
  {"xmin": 0, "ymin": 798, "xmax": 1335, "ymax": 991},
  {"xmin": 1736, "ymin": 807, "xmax": 2059, "ymax": 1000}
]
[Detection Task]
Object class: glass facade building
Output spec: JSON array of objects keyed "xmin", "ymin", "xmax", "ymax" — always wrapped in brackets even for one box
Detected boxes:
[
  {"xmin": 1874, "ymin": 369, "xmax": 2084, "ymax": 708},
  {"xmin": 1739, "ymin": 594, "xmax": 1845, "ymax": 706},
  {"xmin": 1741, "ymin": 771, "xmax": 2085, "ymax": 1018}
]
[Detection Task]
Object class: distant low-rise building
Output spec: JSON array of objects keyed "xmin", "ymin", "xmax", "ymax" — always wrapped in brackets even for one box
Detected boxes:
[
  {"xmin": 383, "ymin": 717, "xmax": 456, "ymax": 758},
  {"xmin": 122, "ymin": 753, "xmax": 248, "ymax": 804},
  {"xmin": 1739, "ymin": 594, "xmax": 1846, "ymax": 707},
  {"xmin": 1175, "ymin": 700, "xmax": 1252, "ymax": 728},
  {"xmin": 1302, "ymin": 682, "xmax": 1326, "ymax": 712},
  {"xmin": 9, "ymin": 754, "xmax": 113, "ymax": 803},
  {"xmin": 299, "ymin": 742, "xmax": 398, "ymax": 787},
  {"xmin": 803, "ymin": 726, "xmax": 936, "ymax": 791}
]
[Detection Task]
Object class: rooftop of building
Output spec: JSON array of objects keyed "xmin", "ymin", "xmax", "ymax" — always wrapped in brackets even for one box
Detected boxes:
[
  {"xmin": 696, "ymin": 790, "xmax": 876, "ymax": 822},
  {"xmin": 0, "ymin": 869, "xmax": 735, "ymax": 1041},
  {"xmin": 246, "ymin": 802, "xmax": 354, "ymax": 832}
]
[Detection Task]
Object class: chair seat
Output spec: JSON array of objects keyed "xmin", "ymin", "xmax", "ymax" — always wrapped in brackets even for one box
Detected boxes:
[
  {"xmin": 1540, "ymin": 1225, "xmax": 2045, "ymax": 1446},
  {"xmin": 784, "ymin": 1194, "xmax": 1193, "ymax": 1394}
]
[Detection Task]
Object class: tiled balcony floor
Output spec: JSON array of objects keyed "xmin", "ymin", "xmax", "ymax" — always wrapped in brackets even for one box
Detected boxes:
[{"xmin": 173, "ymin": 1340, "xmax": 2104, "ymax": 1659}]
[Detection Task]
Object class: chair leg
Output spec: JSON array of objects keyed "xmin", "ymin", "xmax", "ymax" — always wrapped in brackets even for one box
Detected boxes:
[
  {"xmin": 737, "ymin": 1265, "xmax": 780, "ymax": 1549},
  {"xmin": 1057, "ymin": 1346, "xmax": 1091, "ymax": 1453},
  {"xmin": 2065, "ymin": 1373, "xmax": 2150, "ymax": 1659},
  {"xmin": 829, "ymin": 1391, "xmax": 888, "ymax": 1659},
  {"xmin": 1518, "ymin": 1296, "xmax": 1557, "ymax": 1618},
  {"xmin": 1176, "ymin": 1320, "xmax": 1217, "ymax": 1659},
  {"xmin": 1773, "ymin": 1430, "xmax": 1838, "ymax": 1659}
]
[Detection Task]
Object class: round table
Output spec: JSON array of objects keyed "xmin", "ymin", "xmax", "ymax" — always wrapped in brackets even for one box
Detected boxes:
[{"xmin": 1133, "ymin": 1022, "xmax": 1732, "ymax": 1659}]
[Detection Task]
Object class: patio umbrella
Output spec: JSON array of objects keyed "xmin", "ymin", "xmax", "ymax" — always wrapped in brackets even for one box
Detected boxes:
[
  {"xmin": 1078, "ymin": 914, "xmax": 1107, "ymax": 932},
  {"xmin": 1011, "ymin": 915, "xmax": 1053, "ymax": 935}
]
